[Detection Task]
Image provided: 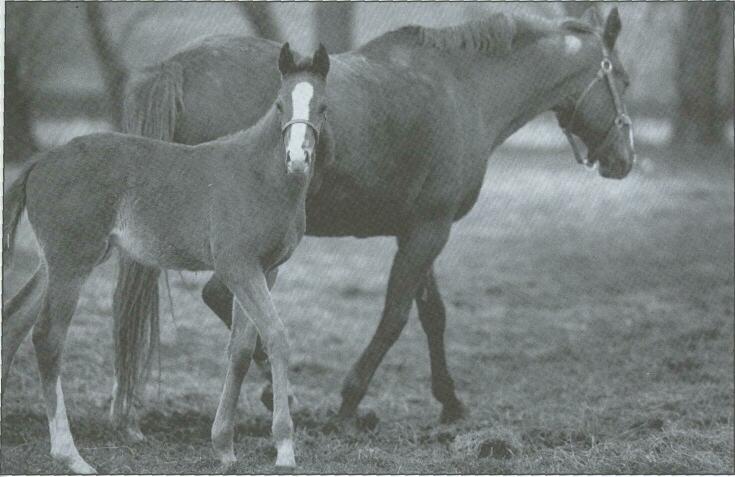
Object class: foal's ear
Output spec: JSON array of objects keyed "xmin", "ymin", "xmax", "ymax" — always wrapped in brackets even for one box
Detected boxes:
[
  {"xmin": 580, "ymin": 6, "xmax": 603, "ymax": 27},
  {"xmin": 603, "ymin": 7, "xmax": 622, "ymax": 50},
  {"xmin": 279, "ymin": 42, "xmax": 296, "ymax": 75},
  {"xmin": 312, "ymin": 43, "xmax": 330, "ymax": 78}
]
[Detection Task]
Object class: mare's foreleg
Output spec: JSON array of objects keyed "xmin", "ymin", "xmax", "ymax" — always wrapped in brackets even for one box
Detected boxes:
[
  {"xmin": 339, "ymin": 219, "xmax": 452, "ymax": 418},
  {"xmin": 415, "ymin": 268, "xmax": 466, "ymax": 423}
]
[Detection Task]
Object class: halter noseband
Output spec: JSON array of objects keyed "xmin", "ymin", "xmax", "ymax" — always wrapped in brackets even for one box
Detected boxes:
[
  {"xmin": 282, "ymin": 118, "xmax": 320, "ymax": 138},
  {"xmin": 558, "ymin": 46, "xmax": 634, "ymax": 168}
]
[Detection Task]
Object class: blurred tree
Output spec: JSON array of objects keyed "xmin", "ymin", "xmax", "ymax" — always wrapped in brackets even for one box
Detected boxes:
[
  {"xmin": 315, "ymin": 3, "xmax": 354, "ymax": 53},
  {"xmin": 5, "ymin": 6, "xmax": 38, "ymax": 163},
  {"xmin": 563, "ymin": 2, "xmax": 596, "ymax": 18},
  {"xmin": 86, "ymin": 3, "xmax": 128, "ymax": 128},
  {"xmin": 673, "ymin": 3, "xmax": 728, "ymax": 145},
  {"xmin": 239, "ymin": 3, "xmax": 281, "ymax": 41}
]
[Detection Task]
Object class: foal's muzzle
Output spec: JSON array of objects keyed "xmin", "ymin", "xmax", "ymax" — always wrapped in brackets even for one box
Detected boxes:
[
  {"xmin": 282, "ymin": 119, "xmax": 319, "ymax": 175},
  {"xmin": 286, "ymin": 150, "xmax": 311, "ymax": 175}
]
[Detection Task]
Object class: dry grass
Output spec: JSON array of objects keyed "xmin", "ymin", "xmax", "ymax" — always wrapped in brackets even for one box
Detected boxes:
[{"xmin": 2, "ymin": 145, "xmax": 733, "ymax": 474}]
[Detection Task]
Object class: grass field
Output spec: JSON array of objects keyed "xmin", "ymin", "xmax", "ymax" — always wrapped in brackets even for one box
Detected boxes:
[{"xmin": 2, "ymin": 145, "xmax": 733, "ymax": 474}]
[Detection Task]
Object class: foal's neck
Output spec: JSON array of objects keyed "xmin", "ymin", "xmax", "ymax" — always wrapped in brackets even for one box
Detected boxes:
[{"xmin": 226, "ymin": 107, "xmax": 312, "ymax": 203}]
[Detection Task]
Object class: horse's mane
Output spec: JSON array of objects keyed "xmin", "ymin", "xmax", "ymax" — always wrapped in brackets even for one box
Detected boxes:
[{"xmin": 362, "ymin": 12, "xmax": 597, "ymax": 57}]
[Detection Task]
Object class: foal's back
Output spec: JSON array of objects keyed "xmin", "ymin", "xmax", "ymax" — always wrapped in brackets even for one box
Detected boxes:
[{"xmin": 25, "ymin": 133, "xmax": 217, "ymax": 270}]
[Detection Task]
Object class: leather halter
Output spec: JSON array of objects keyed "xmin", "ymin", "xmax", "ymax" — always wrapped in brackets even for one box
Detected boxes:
[
  {"xmin": 281, "ymin": 118, "xmax": 320, "ymax": 138},
  {"xmin": 558, "ymin": 46, "xmax": 635, "ymax": 168}
]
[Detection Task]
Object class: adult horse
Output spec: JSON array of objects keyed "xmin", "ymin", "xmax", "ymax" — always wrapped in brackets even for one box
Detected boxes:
[
  {"xmin": 112, "ymin": 7, "xmax": 635, "ymax": 439},
  {"xmin": 2, "ymin": 44, "xmax": 332, "ymax": 472}
]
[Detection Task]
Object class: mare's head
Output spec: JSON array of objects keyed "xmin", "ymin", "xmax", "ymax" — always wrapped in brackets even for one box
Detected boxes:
[
  {"xmin": 276, "ymin": 43, "xmax": 331, "ymax": 177},
  {"xmin": 554, "ymin": 7, "xmax": 635, "ymax": 179}
]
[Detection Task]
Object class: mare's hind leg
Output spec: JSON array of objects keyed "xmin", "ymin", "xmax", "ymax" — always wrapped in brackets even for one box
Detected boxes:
[
  {"xmin": 415, "ymin": 268, "xmax": 466, "ymax": 423},
  {"xmin": 32, "ymin": 264, "xmax": 96, "ymax": 474},
  {"xmin": 2, "ymin": 265, "xmax": 47, "ymax": 387}
]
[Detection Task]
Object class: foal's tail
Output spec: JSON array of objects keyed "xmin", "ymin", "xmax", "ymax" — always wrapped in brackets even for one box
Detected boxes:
[
  {"xmin": 110, "ymin": 61, "xmax": 185, "ymax": 424},
  {"xmin": 3, "ymin": 163, "xmax": 36, "ymax": 268}
]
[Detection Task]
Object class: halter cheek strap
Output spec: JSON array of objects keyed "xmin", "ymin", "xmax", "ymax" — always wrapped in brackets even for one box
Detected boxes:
[{"xmin": 559, "ymin": 47, "xmax": 634, "ymax": 168}]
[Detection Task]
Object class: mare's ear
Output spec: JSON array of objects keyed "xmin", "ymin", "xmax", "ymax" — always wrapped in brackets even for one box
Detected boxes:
[
  {"xmin": 279, "ymin": 42, "xmax": 295, "ymax": 75},
  {"xmin": 603, "ymin": 7, "xmax": 622, "ymax": 50},
  {"xmin": 312, "ymin": 43, "xmax": 330, "ymax": 78},
  {"xmin": 580, "ymin": 6, "xmax": 603, "ymax": 27}
]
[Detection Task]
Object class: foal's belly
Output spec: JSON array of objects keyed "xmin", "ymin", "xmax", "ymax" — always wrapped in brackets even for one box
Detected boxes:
[{"xmin": 111, "ymin": 207, "xmax": 212, "ymax": 271}]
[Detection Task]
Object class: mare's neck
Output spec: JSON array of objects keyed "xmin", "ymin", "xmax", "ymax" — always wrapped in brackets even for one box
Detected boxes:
[{"xmin": 458, "ymin": 34, "xmax": 591, "ymax": 149}]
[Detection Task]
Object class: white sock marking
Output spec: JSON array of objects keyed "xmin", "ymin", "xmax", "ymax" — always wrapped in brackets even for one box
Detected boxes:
[{"xmin": 286, "ymin": 82, "xmax": 314, "ymax": 160}]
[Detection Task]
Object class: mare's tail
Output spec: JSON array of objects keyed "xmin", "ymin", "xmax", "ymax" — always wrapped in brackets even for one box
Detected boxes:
[
  {"xmin": 110, "ymin": 61, "xmax": 185, "ymax": 424},
  {"xmin": 3, "ymin": 164, "xmax": 36, "ymax": 268}
]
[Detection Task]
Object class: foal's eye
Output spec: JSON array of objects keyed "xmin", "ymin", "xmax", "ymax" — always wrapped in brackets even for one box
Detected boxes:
[{"xmin": 318, "ymin": 105, "xmax": 328, "ymax": 115}]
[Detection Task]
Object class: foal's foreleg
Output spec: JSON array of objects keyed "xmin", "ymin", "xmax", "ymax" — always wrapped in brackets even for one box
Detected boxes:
[
  {"xmin": 211, "ymin": 299, "xmax": 258, "ymax": 469},
  {"xmin": 220, "ymin": 266, "xmax": 295, "ymax": 470},
  {"xmin": 415, "ymin": 268, "xmax": 465, "ymax": 423},
  {"xmin": 339, "ymin": 219, "xmax": 451, "ymax": 418},
  {"xmin": 203, "ymin": 270, "xmax": 288, "ymax": 412}
]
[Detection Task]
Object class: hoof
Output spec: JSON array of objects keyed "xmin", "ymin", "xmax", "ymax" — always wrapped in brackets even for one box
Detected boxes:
[
  {"xmin": 57, "ymin": 455, "xmax": 96, "ymax": 475},
  {"xmin": 122, "ymin": 425, "xmax": 146, "ymax": 443},
  {"xmin": 323, "ymin": 409, "xmax": 379, "ymax": 434},
  {"xmin": 217, "ymin": 460, "xmax": 237, "ymax": 474},
  {"xmin": 275, "ymin": 465, "xmax": 296, "ymax": 474},
  {"xmin": 260, "ymin": 385, "xmax": 296, "ymax": 412},
  {"xmin": 440, "ymin": 401, "xmax": 467, "ymax": 424}
]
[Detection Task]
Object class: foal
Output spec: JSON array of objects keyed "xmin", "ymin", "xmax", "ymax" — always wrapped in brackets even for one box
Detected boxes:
[{"xmin": 2, "ymin": 43, "xmax": 332, "ymax": 473}]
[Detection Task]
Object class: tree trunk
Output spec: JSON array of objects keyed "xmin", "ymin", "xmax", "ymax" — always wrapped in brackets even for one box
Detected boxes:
[
  {"xmin": 86, "ymin": 3, "xmax": 127, "ymax": 129},
  {"xmin": 4, "ymin": 50, "xmax": 37, "ymax": 163},
  {"xmin": 239, "ymin": 3, "xmax": 281, "ymax": 42},
  {"xmin": 673, "ymin": 4, "xmax": 726, "ymax": 146},
  {"xmin": 563, "ymin": 2, "xmax": 597, "ymax": 18},
  {"xmin": 4, "ymin": 5, "xmax": 39, "ymax": 163},
  {"xmin": 315, "ymin": 3, "xmax": 354, "ymax": 54}
]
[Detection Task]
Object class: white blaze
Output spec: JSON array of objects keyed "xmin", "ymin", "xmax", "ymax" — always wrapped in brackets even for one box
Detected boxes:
[
  {"xmin": 564, "ymin": 35, "xmax": 582, "ymax": 55},
  {"xmin": 286, "ymin": 82, "xmax": 314, "ymax": 159}
]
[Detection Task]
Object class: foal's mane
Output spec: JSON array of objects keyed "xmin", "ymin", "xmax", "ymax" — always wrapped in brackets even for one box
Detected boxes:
[{"xmin": 364, "ymin": 12, "xmax": 597, "ymax": 57}]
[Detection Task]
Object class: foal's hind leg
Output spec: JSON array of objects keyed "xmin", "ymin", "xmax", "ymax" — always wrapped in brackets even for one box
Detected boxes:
[
  {"xmin": 32, "ymin": 265, "xmax": 96, "ymax": 474},
  {"xmin": 2, "ymin": 265, "xmax": 47, "ymax": 387}
]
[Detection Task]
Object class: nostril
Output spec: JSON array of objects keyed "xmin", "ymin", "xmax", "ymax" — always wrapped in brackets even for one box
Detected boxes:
[
  {"xmin": 304, "ymin": 151, "xmax": 311, "ymax": 164},
  {"xmin": 286, "ymin": 151, "xmax": 292, "ymax": 163}
]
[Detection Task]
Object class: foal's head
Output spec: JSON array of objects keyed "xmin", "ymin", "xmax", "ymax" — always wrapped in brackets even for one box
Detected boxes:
[
  {"xmin": 554, "ymin": 7, "xmax": 635, "ymax": 179},
  {"xmin": 276, "ymin": 43, "xmax": 331, "ymax": 177}
]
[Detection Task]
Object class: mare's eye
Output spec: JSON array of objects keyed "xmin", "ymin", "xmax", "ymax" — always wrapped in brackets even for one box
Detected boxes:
[
  {"xmin": 276, "ymin": 101, "xmax": 284, "ymax": 112},
  {"xmin": 319, "ymin": 105, "xmax": 328, "ymax": 114}
]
